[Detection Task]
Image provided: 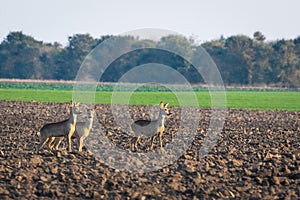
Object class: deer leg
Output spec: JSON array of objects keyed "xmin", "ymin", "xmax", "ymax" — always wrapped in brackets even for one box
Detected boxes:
[
  {"xmin": 150, "ymin": 134, "xmax": 158, "ymax": 150},
  {"xmin": 76, "ymin": 135, "xmax": 80, "ymax": 151},
  {"xmin": 67, "ymin": 131, "xmax": 74, "ymax": 152},
  {"xmin": 67, "ymin": 135, "xmax": 72, "ymax": 152},
  {"xmin": 131, "ymin": 137, "xmax": 136, "ymax": 151},
  {"xmin": 79, "ymin": 137, "xmax": 85, "ymax": 152},
  {"xmin": 136, "ymin": 135, "xmax": 141, "ymax": 148},
  {"xmin": 47, "ymin": 137, "xmax": 56, "ymax": 150},
  {"xmin": 159, "ymin": 132, "xmax": 163, "ymax": 148},
  {"xmin": 79, "ymin": 134, "xmax": 89, "ymax": 152},
  {"xmin": 36, "ymin": 137, "xmax": 49, "ymax": 153},
  {"xmin": 67, "ymin": 135, "xmax": 70, "ymax": 152},
  {"xmin": 131, "ymin": 135, "xmax": 141, "ymax": 151},
  {"xmin": 53, "ymin": 137, "xmax": 64, "ymax": 150}
]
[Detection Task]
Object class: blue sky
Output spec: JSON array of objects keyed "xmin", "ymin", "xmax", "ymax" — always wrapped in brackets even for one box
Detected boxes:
[{"xmin": 1, "ymin": 0, "xmax": 300, "ymax": 45}]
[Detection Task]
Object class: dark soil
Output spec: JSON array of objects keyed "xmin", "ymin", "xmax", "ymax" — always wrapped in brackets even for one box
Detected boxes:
[{"xmin": 0, "ymin": 101, "xmax": 299, "ymax": 199}]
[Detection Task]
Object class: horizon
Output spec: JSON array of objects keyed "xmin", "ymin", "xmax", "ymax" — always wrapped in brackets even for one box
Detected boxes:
[{"xmin": 0, "ymin": 30, "xmax": 299, "ymax": 46}]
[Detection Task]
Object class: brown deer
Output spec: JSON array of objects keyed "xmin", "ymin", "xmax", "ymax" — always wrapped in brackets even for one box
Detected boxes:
[
  {"xmin": 49, "ymin": 108, "xmax": 95, "ymax": 152},
  {"xmin": 36, "ymin": 102, "xmax": 81, "ymax": 153},
  {"xmin": 131, "ymin": 101, "xmax": 171, "ymax": 151},
  {"xmin": 75, "ymin": 108, "xmax": 95, "ymax": 152}
]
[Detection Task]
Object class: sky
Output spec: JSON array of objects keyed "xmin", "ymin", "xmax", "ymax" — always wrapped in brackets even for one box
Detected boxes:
[{"xmin": 1, "ymin": 0, "xmax": 300, "ymax": 45}]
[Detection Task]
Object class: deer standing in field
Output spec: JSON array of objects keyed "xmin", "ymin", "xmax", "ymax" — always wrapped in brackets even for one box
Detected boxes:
[
  {"xmin": 49, "ymin": 108, "xmax": 95, "ymax": 152},
  {"xmin": 76, "ymin": 108, "xmax": 95, "ymax": 152},
  {"xmin": 36, "ymin": 102, "xmax": 81, "ymax": 153},
  {"xmin": 131, "ymin": 101, "xmax": 171, "ymax": 151}
]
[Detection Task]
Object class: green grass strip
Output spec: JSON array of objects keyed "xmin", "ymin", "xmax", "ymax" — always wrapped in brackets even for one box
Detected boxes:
[
  {"xmin": 226, "ymin": 91, "xmax": 300, "ymax": 111},
  {"xmin": 0, "ymin": 89, "xmax": 299, "ymax": 111}
]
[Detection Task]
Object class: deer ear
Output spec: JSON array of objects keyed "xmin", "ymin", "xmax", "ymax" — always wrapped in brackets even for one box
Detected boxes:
[
  {"xmin": 159, "ymin": 101, "xmax": 164, "ymax": 108},
  {"xmin": 164, "ymin": 103, "xmax": 169, "ymax": 107}
]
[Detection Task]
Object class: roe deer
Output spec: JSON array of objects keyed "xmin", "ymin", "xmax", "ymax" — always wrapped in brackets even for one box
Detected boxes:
[
  {"xmin": 75, "ymin": 108, "xmax": 95, "ymax": 152},
  {"xmin": 49, "ymin": 108, "xmax": 95, "ymax": 152},
  {"xmin": 131, "ymin": 102, "xmax": 171, "ymax": 151},
  {"xmin": 36, "ymin": 102, "xmax": 81, "ymax": 153}
]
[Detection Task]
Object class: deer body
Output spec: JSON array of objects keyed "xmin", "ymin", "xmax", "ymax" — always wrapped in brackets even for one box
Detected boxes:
[
  {"xmin": 36, "ymin": 102, "xmax": 81, "ymax": 153},
  {"xmin": 131, "ymin": 102, "xmax": 171, "ymax": 151}
]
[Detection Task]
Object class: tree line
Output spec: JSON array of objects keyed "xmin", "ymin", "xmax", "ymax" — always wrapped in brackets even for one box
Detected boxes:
[{"xmin": 0, "ymin": 31, "xmax": 299, "ymax": 87}]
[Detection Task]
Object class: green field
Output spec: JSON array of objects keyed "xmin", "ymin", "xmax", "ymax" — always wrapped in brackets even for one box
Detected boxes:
[{"xmin": 0, "ymin": 88, "xmax": 299, "ymax": 111}]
